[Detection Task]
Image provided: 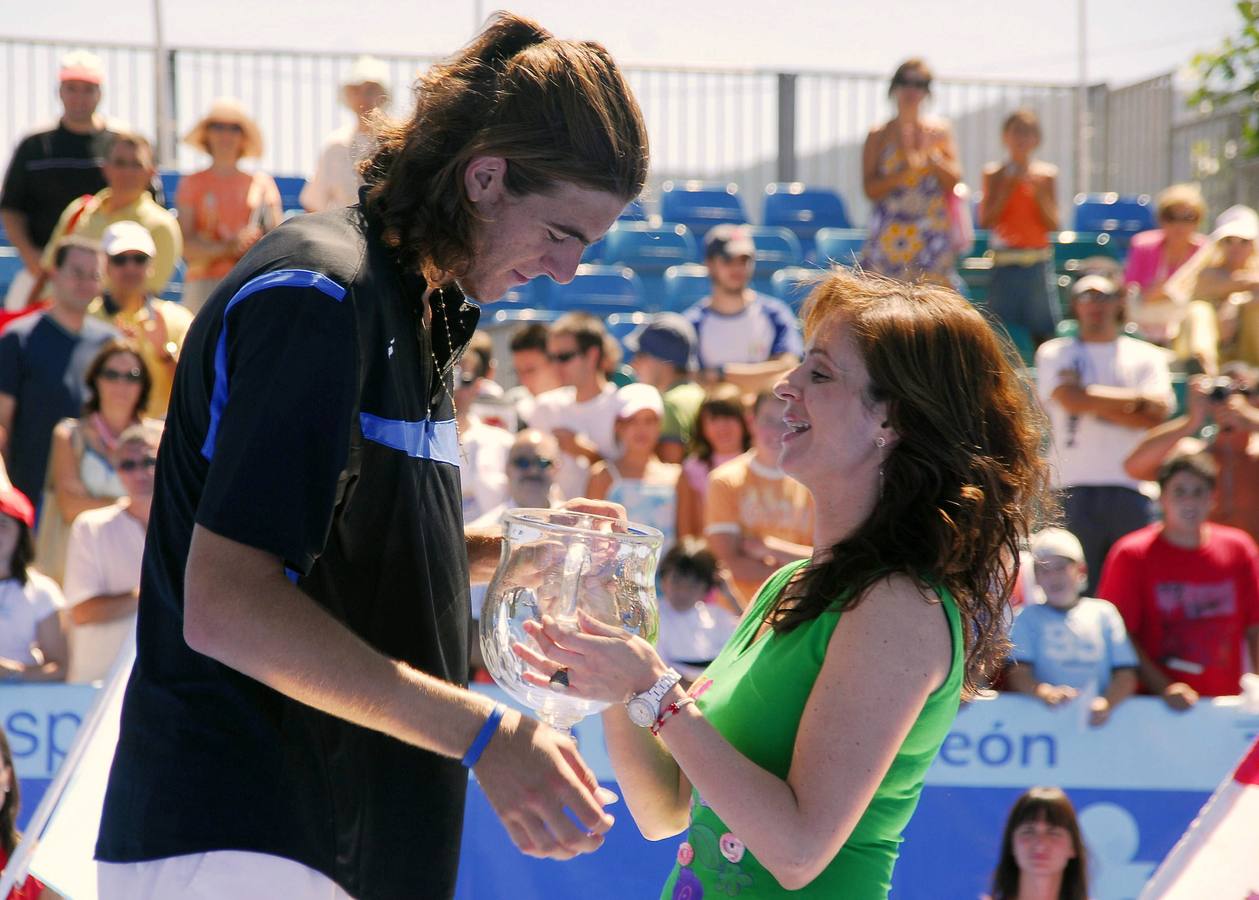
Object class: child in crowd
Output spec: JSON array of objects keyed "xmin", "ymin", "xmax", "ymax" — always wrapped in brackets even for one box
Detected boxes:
[
  {"xmin": 654, "ymin": 537, "xmax": 739, "ymax": 685},
  {"xmin": 586, "ymin": 383, "xmax": 682, "ymax": 546},
  {"xmin": 979, "ymin": 109, "xmax": 1060, "ymax": 348},
  {"xmin": 0, "ymin": 487, "xmax": 68, "ymax": 682},
  {"xmin": 987, "ymin": 787, "xmax": 1090, "ymax": 900},
  {"xmin": 1006, "ymin": 528, "xmax": 1139, "ymax": 727},
  {"xmin": 2, "ymin": 722, "xmax": 50, "ymax": 899},
  {"xmin": 675, "ymin": 383, "xmax": 751, "ymax": 540}
]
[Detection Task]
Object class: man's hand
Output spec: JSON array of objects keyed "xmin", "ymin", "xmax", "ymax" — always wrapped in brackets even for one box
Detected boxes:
[
  {"xmin": 1216, "ymin": 393, "xmax": 1259, "ymax": 432},
  {"xmin": 1033, "ymin": 682, "xmax": 1078, "ymax": 706},
  {"xmin": 473, "ymin": 708, "xmax": 615, "ymax": 859},
  {"xmin": 1162, "ymin": 682, "xmax": 1200, "ymax": 711}
]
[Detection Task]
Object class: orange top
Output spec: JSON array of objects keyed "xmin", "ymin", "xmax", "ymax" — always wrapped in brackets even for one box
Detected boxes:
[
  {"xmin": 994, "ymin": 179, "xmax": 1050, "ymax": 249},
  {"xmin": 176, "ymin": 168, "xmax": 281, "ymax": 281}
]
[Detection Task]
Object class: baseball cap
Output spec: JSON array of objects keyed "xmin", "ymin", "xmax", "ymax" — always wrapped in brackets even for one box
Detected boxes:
[
  {"xmin": 59, "ymin": 50, "xmax": 104, "ymax": 85},
  {"xmin": 343, "ymin": 55, "xmax": 391, "ymax": 89},
  {"xmin": 616, "ymin": 382, "xmax": 665, "ymax": 420},
  {"xmin": 0, "ymin": 487, "xmax": 35, "ymax": 529},
  {"xmin": 1071, "ymin": 273, "xmax": 1118, "ymax": 296},
  {"xmin": 1030, "ymin": 528, "xmax": 1085, "ymax": 564},
  {"xmin": 1212, "ymin": 205, "xmax": 1259, "ymax": 243},
  {"xmin": 101, "ymin": 221, "xmax": 156, "ymax": 259},
  {"xmin": 625, "ymin": 313, "xmax": 697, "ymax": 371},
  {"xmin": 704, "ymin": 224, "xmax": 756, "ymax": 260}
]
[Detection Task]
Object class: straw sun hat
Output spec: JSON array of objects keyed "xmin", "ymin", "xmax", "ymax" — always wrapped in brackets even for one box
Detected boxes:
[{"xmin": 183, "ymin": 97, "xmax": 264, "ymax": 159}]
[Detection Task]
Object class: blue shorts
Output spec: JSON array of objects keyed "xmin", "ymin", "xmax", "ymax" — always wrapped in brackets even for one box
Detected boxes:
[{"xmin": 986, "ymin": 259, "xmax": 1060, "ymax": 338}]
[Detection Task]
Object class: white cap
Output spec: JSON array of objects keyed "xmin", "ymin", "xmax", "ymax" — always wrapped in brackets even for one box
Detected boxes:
[
  {"xmin": 1212, "ymin": 205, "xmax": 1259, "ymax": 243},
  {"xmin": 1030, "ymin": 528, "xmax": 1085, "ymax": 564},
  {"xmin": 616, "ymin": 383, "xmax": 664, "ymax": 420},
  {"xmin": 1071, "ymin": 273, "xmax": 1119, "ymax": 296},
  {"xmin": 59, "ymin": 50, "xmax": 104, "ymax": 85},
  {"xmin": 343, "ymin": 55, "xmax": 390, "ymax": 89},
  {"xmin": 101, "ymin": 221, "xmax": 156, "ymax": 258}
]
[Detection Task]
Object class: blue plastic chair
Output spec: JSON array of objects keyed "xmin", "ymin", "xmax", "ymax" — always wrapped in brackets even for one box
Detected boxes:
[
  {"xmin": 662, "ymin": 263, "xmax": 711, "ymax": 313},
  {"xmin": 0, "ymin": 247, "xmax": 23, "ymax": 298},
  {"xmin": 1051, "ymin": 230, "xmax": 1119, "ymax": 267},
  {"xmin": 1072, "ymin": 193, "xmax": 1155, "ymax": 250},
  {"xmin": 658, "ymin": 181, "xmax": 747, "ymax": 243},
  {"xmin": 619, "ymin": 198, "xmax": 648, "ymax": 221},
  {"xmin": 538, "ymin": 264, "xmax": 644, "ymax": 315},
  {"xmin": 815, "ymin": 228, "xmax": 868, "ymax": 267},
  {"xmin": 747, "ymin": 226, "xmax": 804, "ymax": 295},
  {"xmin": 762, "ymin": 183, "xmax": 851, "ymax": 255},
  {"xmin": 605, "ymin": 311, "xmax": 651, "ymax": 348},
  {"xmin": 273, "ymin": 175, "xmax": 307, "ymax": 212},
  {"xmin": 159, "ymin": 170, "xmax": 181, "ymax": 209},
  {"xmin": 771, "ymin": 266, "xmax": 825, "ymax": 312},
  {"xmin": 600, "ymin": 221, "xmax": 699, "ymax": 276}
]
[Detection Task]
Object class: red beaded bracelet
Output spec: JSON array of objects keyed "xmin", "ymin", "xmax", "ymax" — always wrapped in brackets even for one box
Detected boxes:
[{"xmin": 650, "ymin": 697, "xmax": 696, "ymax": 736}]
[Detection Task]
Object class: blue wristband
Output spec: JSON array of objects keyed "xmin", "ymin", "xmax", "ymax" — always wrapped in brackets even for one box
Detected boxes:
[{"xmin": 462, "ymin": 703, "xmax": 507, "ymax": 768}]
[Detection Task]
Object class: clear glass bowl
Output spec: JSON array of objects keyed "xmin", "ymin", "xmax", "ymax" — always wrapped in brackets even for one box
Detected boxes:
[{"xmin": 479, "ymin": 509, "xmax": 663, "ymax": 736}]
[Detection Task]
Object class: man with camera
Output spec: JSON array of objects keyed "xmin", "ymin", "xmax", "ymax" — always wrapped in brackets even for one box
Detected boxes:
[{"xmin": 1124, "ymin": 364, "xmax": 1259, "ymax": 545}]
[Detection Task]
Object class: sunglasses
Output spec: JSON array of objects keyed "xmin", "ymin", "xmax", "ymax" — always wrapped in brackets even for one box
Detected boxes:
[
  {"xmin": 99, "ymin": 367, "xmax": 143, "ymax": 383},
  {"xmin": 548, "ymin": 350, "xmax": 580, "ymax": 363},
  {"xmin": 109, "ymin": 252, "xmax": 150, "ymax": 267},
  {"xmin": 895, "ymin": 77, "xmax": 931, "ymax": 90},
  {"xmin": 1162, "ymin": 210, "xmax": 1200, "ymax": 224},
  {"xmin": 1074, "ymin": 289, "xmax": 1118, "ymax": 303},
  {"xmin": 117, "ymin": 456, "xmax": 157, "ymax": 473},
  {"xmin": 510, "ymin": 456, "xmax": 554, "ymax": 471},
  {"xmin": 206, "ymin": 121, "xmax": 244, "ymax": 133}
]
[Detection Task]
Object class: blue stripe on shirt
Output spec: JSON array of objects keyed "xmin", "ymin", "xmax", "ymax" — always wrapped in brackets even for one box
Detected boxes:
[
  {"xmin": 200, "ymin": 269, "xmax": 347, "ymax": 461},
  {"xmin": 359, "ymin": 413, "xmax": 460, "ymax": 467}
]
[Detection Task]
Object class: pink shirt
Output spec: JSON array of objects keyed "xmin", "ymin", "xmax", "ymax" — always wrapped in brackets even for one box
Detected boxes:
[{"xmin": 1124, "ymin": 229, "xmax": 1207, "ymax": 290}]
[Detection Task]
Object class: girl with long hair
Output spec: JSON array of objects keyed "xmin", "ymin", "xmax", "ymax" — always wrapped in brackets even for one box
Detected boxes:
[{"xmin": 989, "ymin": 787, "xmax": 1090, "ymax": 900}]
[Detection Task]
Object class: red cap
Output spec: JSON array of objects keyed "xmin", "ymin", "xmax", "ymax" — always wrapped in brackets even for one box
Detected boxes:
[{"xmin": 0, "ymin": 487, "xmax": 35, "ymax": 529}]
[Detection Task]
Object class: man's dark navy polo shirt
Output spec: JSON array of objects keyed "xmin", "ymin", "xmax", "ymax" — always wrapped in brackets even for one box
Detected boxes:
[{"xmin": 96, "ymin": 202, "xmax": 480, "ymax": 900}]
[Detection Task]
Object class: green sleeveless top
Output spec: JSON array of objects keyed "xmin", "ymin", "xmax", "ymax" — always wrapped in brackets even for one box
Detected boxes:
[{"xmin": 660, "ymin": 560, "xmax": 964, "ymax": 899}]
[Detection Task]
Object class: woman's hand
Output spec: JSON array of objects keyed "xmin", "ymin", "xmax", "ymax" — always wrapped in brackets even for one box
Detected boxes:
[{"xmin": 513, "ymin": 610, "xmax": 667, "ymax": 704}]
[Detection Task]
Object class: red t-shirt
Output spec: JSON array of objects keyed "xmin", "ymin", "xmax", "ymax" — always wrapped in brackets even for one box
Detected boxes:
[
  {"xmin": 1098, "ymin": 523, "xmax": 1259, "ymax": 696},
  {"xmin": 0, "ymin": 843, "xmax": 44, "ymax": 900}
]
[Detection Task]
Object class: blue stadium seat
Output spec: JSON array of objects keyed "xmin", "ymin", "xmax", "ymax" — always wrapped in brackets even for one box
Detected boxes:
[
  {"xmin": 601, "ymin": 221, "xmax": 699, "ymax": 275},
  {"xmin": 159, "ymin": 170, "xmax": 181, "ymax": 209},
  {"xmin": 273, "ymin": 175, "xmax": 307, "ymax": 212},
  {"xmin": 537, "ymin": 264, "xmax": 644, "ymax": 315},
  {"xmin": 605, "ymin": 311, "xmax": 651, "ymax": 347},
  {"xmin": 815, "ymin": 228, "xmax": 867, "ymax": 267},
  {"xmin": 771, "ymin": 266, "xmax": 825, "ymax": 312},
  {"xmin": 762, "ymin": 183, "xmax": 852, "ymax": 256},
  {"xmin": 1072, "ymin": 193, "xmax": 1155, "ymax": 249},
  {"xmin": 662, "ymin": 263, "xmax": 711, "ymax": 312},
  {"xmin": 0, "ymin": 247, "xmax": 23, "ymax": 299},
  {"xmin": 658, "ymin": 181, "xmax": 747, "ymax": 243},
  {"xmin": 161, "ymin": 260, "xmax": 187, "ymax": 303},
  {"xmin": 0, "ymin": 216, "xmax": 8, "ymax": 245},
  {"xmin": 484, "ymin": 306, "xmax": 561, "ymax": 328},
  {"xmin": 748, "ymin": 226, "xmax": 804, "ymax": 295}
]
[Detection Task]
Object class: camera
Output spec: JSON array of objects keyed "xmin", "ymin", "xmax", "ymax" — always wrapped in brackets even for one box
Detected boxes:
[{"xmin": 1208, "ymin": 377, "xmax": 1241, "ymax": 403}]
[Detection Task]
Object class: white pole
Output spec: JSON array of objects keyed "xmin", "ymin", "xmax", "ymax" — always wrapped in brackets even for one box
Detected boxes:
[
  {"xmin": 1077, "ymin": 0, "xmax": 1091, "ymax": 196},
  {"xmin": 153, "ymin": 0, "xmax": 173, "ymax": 169}
]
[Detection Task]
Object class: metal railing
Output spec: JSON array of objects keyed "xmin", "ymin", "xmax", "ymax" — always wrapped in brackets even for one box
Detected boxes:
[{"xmin": 0, "ymin": 36, "xmax": 1210, "ymax": 224}]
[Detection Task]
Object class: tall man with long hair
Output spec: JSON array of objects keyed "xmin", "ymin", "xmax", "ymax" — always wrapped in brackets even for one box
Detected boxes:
[{"xmin": 95, "ymin": 15, "xmax": 648, "ymax": 899}]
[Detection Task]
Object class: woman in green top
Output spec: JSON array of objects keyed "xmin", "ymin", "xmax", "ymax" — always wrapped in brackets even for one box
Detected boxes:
[{"xmin": 515, "ymin": 268, "xmax": 1051, "ymax": 897}]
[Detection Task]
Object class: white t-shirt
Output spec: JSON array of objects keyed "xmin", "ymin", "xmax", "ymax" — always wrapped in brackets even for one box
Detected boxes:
[
  {"xmin": 527, "ymin": 384, "xmax": 621, "ymax": 500},
  {"xmin": 657, "ymin": 599, "xmax": 739, "ymax": 682},
  {"xmin": 0, "ymin": 571, "xmax": 65, "ymax": 665},
  {"xmin": 299, "ymin": 125, "xmax": 374, "ymax": 213},
  {"xmin": 683, "ymin": 293, "xmax": 803, "ymax": 370},
  {"xmin": 459, "ymin": 415, "xmax": 515, "ymax": 522},
  {"xmin": 62, "ymin": 502, "xmax": 146, "ymax": 683},
  {"xmin": 1034, "ymin": 336, "xmax": 1173, "ymax": 490}
]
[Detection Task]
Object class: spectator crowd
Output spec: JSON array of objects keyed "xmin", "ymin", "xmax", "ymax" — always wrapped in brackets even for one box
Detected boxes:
[{"xmin": 0, "ymin": 48, "xmax": 1257, "ymax": 900}]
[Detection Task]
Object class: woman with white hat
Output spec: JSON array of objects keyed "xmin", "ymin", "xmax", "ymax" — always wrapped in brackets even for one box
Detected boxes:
[
  {"xmin": 175, "ymin": 97, "xmax": 282, "ymax": 314},
  {"xmin": 300, "ymin": 55, "xmax": 390, "ymax": 213},
  {"xmin": 1166, "ymin": 204, "xmax": 1259, "ymax": 370}
]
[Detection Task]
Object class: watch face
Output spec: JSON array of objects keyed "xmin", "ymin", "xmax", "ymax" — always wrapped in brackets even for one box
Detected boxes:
[{"xmin": 627, "ymin": 697, "xmax": 655, "ymax": 727}]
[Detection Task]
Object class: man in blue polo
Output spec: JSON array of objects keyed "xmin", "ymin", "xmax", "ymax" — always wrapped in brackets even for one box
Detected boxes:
[{"xmin": 95, "ymin": 15, "xmax": 648, "ymax": 899}]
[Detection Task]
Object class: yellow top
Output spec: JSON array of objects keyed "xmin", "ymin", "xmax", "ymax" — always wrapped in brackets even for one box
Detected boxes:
[{"xmin": 88, "ymin": 296, "xmax": 194, "ymax": 418}]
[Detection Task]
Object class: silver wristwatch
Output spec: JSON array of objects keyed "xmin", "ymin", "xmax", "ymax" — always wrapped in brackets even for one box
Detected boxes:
[{"xmin": 625, "ymin": 669, "xmax": 682, "ymax": 728}]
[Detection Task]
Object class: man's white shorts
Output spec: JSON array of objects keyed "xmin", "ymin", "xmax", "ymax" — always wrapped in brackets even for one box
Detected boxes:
[{"xmin": 97, "ymin": 850, "xmax": 355, "ymax": 899}]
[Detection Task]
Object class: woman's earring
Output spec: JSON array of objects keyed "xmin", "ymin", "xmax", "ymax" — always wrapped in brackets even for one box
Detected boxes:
[{"xmin": 875, "ymin": 435, "xmax": 887, "ymax": 449}]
